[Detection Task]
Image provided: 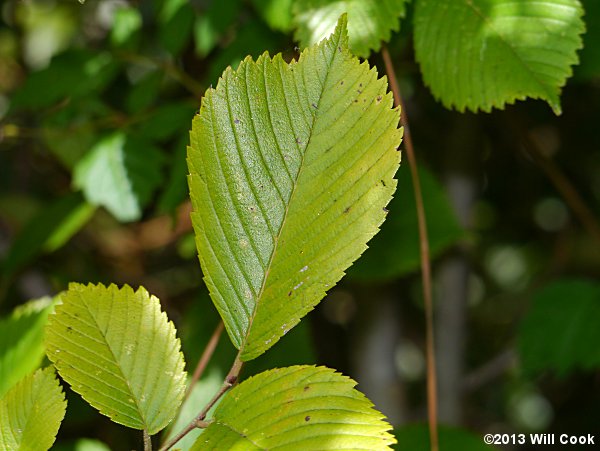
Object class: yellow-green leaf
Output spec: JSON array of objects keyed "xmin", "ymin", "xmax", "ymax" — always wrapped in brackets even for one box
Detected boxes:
[
  {"xmin": 45, "ymin": 283, "xmax": 186, "ymax": 435},
  {"xmin": 193, "ymin": 365, "xmax": 396, "ymax": 450},
  {"xmin": 188, "ymin": 15, "xmax": 402, "ymax": 361},
  {"xmin": 0, "ymin": 367, "xmax": 66, "ymax": 451}
]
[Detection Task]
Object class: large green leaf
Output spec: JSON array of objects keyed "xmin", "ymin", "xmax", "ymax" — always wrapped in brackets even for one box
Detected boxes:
[
  {"xmin": 0, "ymin": 297, "xmax": 54, "ymax": 397},
  {"xmin": 518, "ymin": 279, "xmax": 600, "ymax": 376},
  {"xmin": 349, "ymin": 164, "xmax": 463, "ymax": 281},
  {"xmin": 45, "ymin": 283, "xmax": 186, "ymax": 435},
  {"xmin": 414, "ymin": 0, "xmax": 585, "ymax": 114},
  {"xmin": 188, "ymin": 15, "xmax": 402, "ymax": 361},
  {"xmin": 73, "ymin": 132, "xmax": 164, "ymax": 222},
  {"xmin": 0, "ymin": 367, "xmax": 66, "ymax": 451},
  {"xmin": 293, "ymin": 0, "xmax": 409, "ymax": 58},
  {"xmin": 193, "ymin": 365, "xmax": 396, "ymax": 450}
]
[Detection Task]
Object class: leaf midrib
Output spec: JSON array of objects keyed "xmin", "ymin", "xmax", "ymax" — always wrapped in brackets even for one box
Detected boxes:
[{"xmin": 238, "ymin": 30, "xmax": 344, "ymax": 355}]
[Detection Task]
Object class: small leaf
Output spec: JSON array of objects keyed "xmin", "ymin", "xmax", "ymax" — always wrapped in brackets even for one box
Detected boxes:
[
  {"xmin": 414, "ymin": 0, "xmax": 585, "ymax": 114},
  {"xmin": 0, "ymin": 297, "xmax": 54, "ymax": 397},
  {"xmin": 293, "ymin": 0, "xmax": 409, "ymax": 57},
  {"xmin": 394, "ymin": 424, "xmax": 493, "ymax": 451},
  {"xmin": 0, "ymin": 367, "xmax": 67, "ymax": 451},
  {"xmin": 189, "ymin": 15, "xmax": 402, "ymax": 360},
  {"xmin": 518, "ymin": 279, "xmax": 600, "ymax": 376},
  {"xmin": 193, "ymin": 365, "xmax": 396, "ymax": 450},
  {"xmin": 73, "ymin": 132, "xmax": 164, "ymax": 222},
  {"xmin": 45, "ymin": 283, "xmax": 186, "ymax": 434}
]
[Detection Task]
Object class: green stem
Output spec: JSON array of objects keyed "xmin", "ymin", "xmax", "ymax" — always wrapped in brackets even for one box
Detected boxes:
[
  {"xmin": 382, "ymin": 45, "xmax": 439, "ymax": 451},
  {"xmin": 143, "ymin": 430, "xmax": 152, "ymax": 451}
]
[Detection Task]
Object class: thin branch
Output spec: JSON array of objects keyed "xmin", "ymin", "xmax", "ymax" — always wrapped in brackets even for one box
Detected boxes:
[
  {"xmin": 184, "ymin": 321, "xmax": 225, "ymax": 403},
  {"xmin": 159, "ymin": 353, "xmax": 244, "ymax": 451},
  {"xmin": 143, "ymin": 430, "xmax": 152, "ymax": 451},
  {"xmin": 462, "ymin": 349, "xmax": 517, "ymax": 393},
  {"xmin": 513, "ymin": 119, "xmax": 600, "ymax": 245},
  {"xmin": 382, "ymin": 45, "xmax": 439, "ymax": 451}
]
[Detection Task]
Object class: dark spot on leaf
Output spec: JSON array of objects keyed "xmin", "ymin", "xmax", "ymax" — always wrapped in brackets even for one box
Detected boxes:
[
  {"xmin": 325, "ymin": 147, "xmax": 332, "ymax": 153},
  {"xmin": 304, "ymin": 385, "xmax": 310, "ymax": 391},
  {"xmin": 381, "ymin": 179, "xmax": 386, "ymax": 187},
  {"xmin": 357, "ymin": 89, "xmax": 362, "ymax": 94},
  {"xmin": 354, "ymin": 99, "xmax": 358, "ymax": 103},
  {"xmin": 340, "ymin": 80, "xmax": 344, "ymax": 85},
  {"xmin": 288, "ymin": 291, "xmax": 292, "ymax": 296},
  {"xmin": 344, "ymin": 206, "xmax": 351, "ymax": 214},
  {"xmin": 311, "ymin": 103, "xmax": 318, "ymax": 109},
  {"xmin": 305, "ymin": 416, "xmax": 311, "ymax": 422},
  {"xmin": 359, "ymin": 83, "xmax": 363, "ymax": 87},
  {"xmin": 376, "ymin": 95, "xmax": 383, "ymax": 103},
  {"xmin": 234, "ymin": 119, "xmax": 240, "ymax": 124},
  {"xmin": 338, "ymin": 46, "xmax": 342, "ymax": 53},
  {"xmin": 295, "ymin": 137, "xmax": 302, "ymax": 144}
]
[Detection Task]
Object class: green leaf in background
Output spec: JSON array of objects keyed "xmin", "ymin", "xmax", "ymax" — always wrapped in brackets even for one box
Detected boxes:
[
  {"xmin": 73, "ymin": 132, "xmax": 164, "ymax": 222},
  {"xmin": 9, "ymin": 49, "xmax": 119, "ymax": 110},
  {"xmin": 252, "ymin": 0, "xmax": 294, "ymax": 32},
  {"xmin": 2, "ymin": 192, "xmax": 95, "ymax": 276},
  {"xmin": 575, "ymin": 0, "xmax": 600, "ymax": 80},
  {"xmin": 394, "ymin": 424, "xmax": 493, "ymax": 451},
  {"xmin": 45, "ymin": 283, "xmax": 186, "ymax": 435},
  {"xmin": 0, "ymin": 367, "xmax": 67, "ymax": 451},
  {"xmin": 189, "ymin": 15, "xmax": 402, "ymax": 360},
  {"xmin": 414, "ymin": 0, "xmax": 585, "ymax": 114},
  {"xmin": 193, "ymin": 0, "xmax": 242, "ymax": 57},
  {"xmin": 136, "ymin": 102, "xmax": 197, "ymax": 142},
  {"xmin": 518, "ymin": 279, "xmax": 600, "ymax": 376},
  {"xmin": 110, "ymin": 6, "xmax": 143, "ymax": 47},
  {"xmin": 0, "ymin": 297, "xmax": 54, "ymax": 397},
  {"xmin": 293, "ymin": 0, "xmax": 409, "ymax": 57},
  {"xmin": 349, "ymin": 165, "xmax": 463, "ymax": 281},
  {"xmin": 125, "ymin": 70, "xmax": 164, "ymax": 114},
  {"xmin": 158, "ymin": 0, "xmax": 195, "ymax": 55},
  {"xmin": 194, "ymin": 365, "xmax": 396, "ymax": 450},
  {"xmin": 52, "ymin": 438, "xmax": 111, "ymax": 451}
]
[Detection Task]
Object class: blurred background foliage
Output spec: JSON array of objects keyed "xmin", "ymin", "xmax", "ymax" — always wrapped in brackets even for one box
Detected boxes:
[{"xmin": 0, "ymin": 0, "xmax": 599, "ymax": 450}]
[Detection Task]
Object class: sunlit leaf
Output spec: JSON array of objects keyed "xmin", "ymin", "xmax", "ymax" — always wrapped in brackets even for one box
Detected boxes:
[
  {"xmin": 189, "ymin": 15, "xmax": 402, "ymax": 360},
  {"xmin": 194, "ymin": 365, "xmax": 396, "ymax": 450},
  {"xmin": 293, "ymin": 0, "xmax": 409, "ymax": 57},
  {"xmin": 73, "ymin": 132, "xmax": 164, "ymax": 222},
  {"xmin": 0, "ymin": 367, "xmax": 66, "ymax": 451},
  {"xmin": 0, "ymin": 297, "xmax": 54, "ymax": 397},
  {"xmin": 414, "ymin": 0, "xmax": 585, "ymax": 114},
  {"xmin": 45, "ymin": 283, "xmax": 186, "ymax": 434},
  {"xmin": 518, "ymin": 279, "xmax": 600, "ymax": 376}
]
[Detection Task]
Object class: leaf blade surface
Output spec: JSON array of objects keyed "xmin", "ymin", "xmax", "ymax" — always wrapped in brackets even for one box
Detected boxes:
[
  {"xmin": 193, "ymin": 365, "xmax": 396, "ymax": 450},
  {"xmin": 189, "ymin": 16, "xmax": 402, "ymax": 360},
  {"xmin": 45, "ymin": 283, "xmax": 186, "ymax": 434},
  {"xmin": 414, "ymin": 0, "xmax": 585, "ymax": 113},
  {"xmin": 0, "ymin": 367, "xmax": 66, "ymax": 451}
]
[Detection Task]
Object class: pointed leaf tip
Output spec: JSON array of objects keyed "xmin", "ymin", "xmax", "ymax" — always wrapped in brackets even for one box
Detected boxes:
[{"xmin": 189, "ymin": 21, "xmax": 402, "ymax": 360}]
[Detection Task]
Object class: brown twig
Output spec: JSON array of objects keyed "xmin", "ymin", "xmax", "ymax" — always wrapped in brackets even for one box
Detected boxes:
[
  {"xmin": 143, "ymin": 430, "xmax": 152, "ymax": 451},
  {"xmin": 382, "ymin": 45, "xmax": 439, "ymax": 451},
  {"xmin": 159, "ymin": 353, "xmax": 244, "ymax": 451},
  {"xmin": 184, "ymin": 321, "xmax": 225, "ymax": 403},
  {"xmin": 513, "ymin": 120, "xmax": 600, "ymax": 246}
]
